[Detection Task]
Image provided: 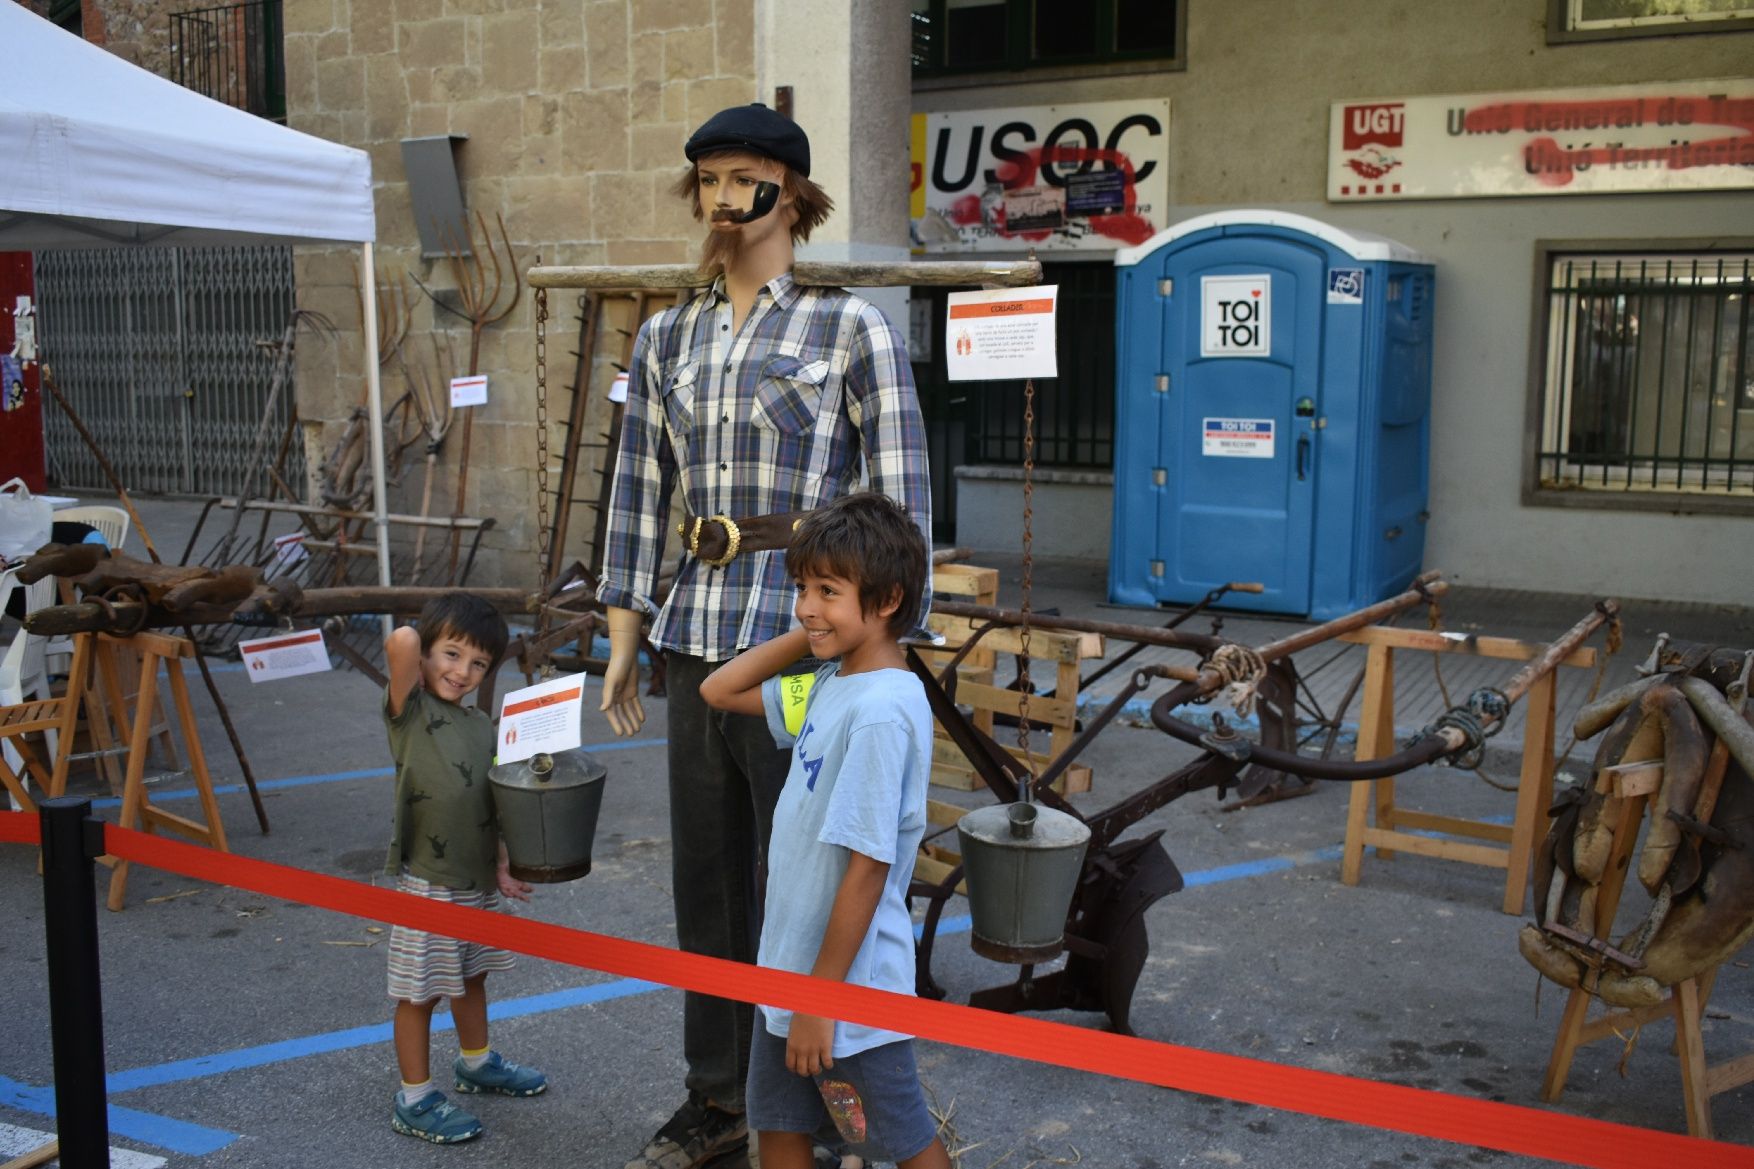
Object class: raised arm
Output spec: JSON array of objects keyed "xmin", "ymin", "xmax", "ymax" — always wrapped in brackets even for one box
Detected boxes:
[
  {"xmin": 383, "ymin": 625, "xmax": 422, "ymax": 718},
  {"xmin": 700, "ymin": 627, "xmax": 809, "ymax": 717}
]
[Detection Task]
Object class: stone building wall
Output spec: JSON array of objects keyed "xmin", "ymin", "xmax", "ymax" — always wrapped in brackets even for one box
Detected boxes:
[
  {"xmin": 9, "ymin": 0, "xmax": 172, "ymax": 76},
  {"xmin": 283, "ymin": 0, "xmax": 756, "ymax": 589}
]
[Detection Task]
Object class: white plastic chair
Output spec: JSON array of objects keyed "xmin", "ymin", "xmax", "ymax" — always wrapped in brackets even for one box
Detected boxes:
[
  {"xmin": 44, "ymin": 505, "xmax": 129, "ymax": 676},
  {"xmin": 53, "ymin": 504, "xmax": 129, "ymax": 555},
  {"xmin": 1, "ymin": 566, "xmax": 57, "ymax": 809}
]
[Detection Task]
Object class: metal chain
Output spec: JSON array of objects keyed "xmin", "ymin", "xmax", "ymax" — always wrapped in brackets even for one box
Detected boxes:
[
  {"xmin": 533, "ymin": 286, "xmax": 553, "ymax": 660},
  {"xmin": 1016, "ymin": 377, "xmax": 1036, "ymax": 791}
]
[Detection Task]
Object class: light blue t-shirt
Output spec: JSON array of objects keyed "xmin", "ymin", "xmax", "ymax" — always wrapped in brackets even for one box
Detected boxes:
[{"xmin": 758, "ymin": 660, "xmax": 931, "ymax": 1056}]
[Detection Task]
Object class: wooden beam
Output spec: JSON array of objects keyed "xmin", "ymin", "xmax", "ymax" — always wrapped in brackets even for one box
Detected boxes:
[
  {"xmin": 1339, "ymin": 625, "xmax": 1597, "ymax": 668},
  {"xmin": 528, "ymin": 259, "xmax": 1044, "ymax": 290},
  {"xmin": 217, "ymin": 497, "xmax": 489, "ymax": 530},
  {"xmin": 26, "ymin": 586, "xmax": 538, "ymax": 636},
  {"xmin": 927, "ymin": 615, "xmax": 1103, "ymax": 663}
]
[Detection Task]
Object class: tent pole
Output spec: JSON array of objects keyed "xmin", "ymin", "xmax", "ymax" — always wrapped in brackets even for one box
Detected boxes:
[{"xmin": 361, "ymin": 242, "xmax": 393, "ymax": 640}]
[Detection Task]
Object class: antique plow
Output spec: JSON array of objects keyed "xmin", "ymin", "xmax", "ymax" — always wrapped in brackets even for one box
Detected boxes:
[{"xmin": 908, "ymin": 577, "xmax": 1620, "ymax": 1035}]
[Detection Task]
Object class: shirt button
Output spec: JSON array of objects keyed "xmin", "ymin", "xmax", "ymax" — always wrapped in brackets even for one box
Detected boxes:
[
  {"xmin": 721, "ymin": 324, "xmax": 729, "ymax": 331},
  {"xmin": 723, "ymin": 362, "xmax": 731, "ymax": 372},
  {"xmin": 721, "ymin": 414, "xmax": 729, "ymax": 423},
  {"xmin": 719, "ymin": 462, "xmax": 728, "ymax": 470}
]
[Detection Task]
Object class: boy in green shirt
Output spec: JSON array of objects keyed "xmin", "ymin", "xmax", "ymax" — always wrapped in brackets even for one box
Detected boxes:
[{"xmin": 382, "ymin": 593, "xmax": 546, "ymax": 1144}]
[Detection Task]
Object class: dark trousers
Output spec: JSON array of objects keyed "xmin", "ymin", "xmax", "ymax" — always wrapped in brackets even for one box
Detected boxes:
[{"xmin": 665, "ymin": 652, "xmax": 792, "ymax": 1111}]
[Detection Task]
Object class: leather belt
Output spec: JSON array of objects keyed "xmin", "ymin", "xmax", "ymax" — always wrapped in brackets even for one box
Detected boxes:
[{"xmin": 676, "ymin": 510, "xmax": 812, "ymax": 567}]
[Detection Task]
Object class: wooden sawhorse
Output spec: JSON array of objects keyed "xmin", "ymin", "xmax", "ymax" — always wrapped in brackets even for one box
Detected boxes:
[
  {"xmin": 79, "ymin": 629, "xmax": 229, "ymax": 911},
  {"xmin": 1339, "ymin": 625, "xmax": 1597, "ymax": 914},
  {"xmin": 1538, "ymin": 760, "xmax": 1753, "ymax": 1138}
]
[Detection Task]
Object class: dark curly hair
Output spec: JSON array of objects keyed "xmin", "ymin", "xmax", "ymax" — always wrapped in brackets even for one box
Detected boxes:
[
  {"xmin": 786, "ymin": 492, "xmax": 927, "ymax": 638},
  {"xmin": 416, "ymin": 592, "xmax": 508, "ymax": 665}
]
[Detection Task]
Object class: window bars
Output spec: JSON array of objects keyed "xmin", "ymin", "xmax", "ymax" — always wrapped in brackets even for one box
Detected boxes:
[
  {"xmin": 169, "ymin": 0, "xmax": 287, "ymax": 123},
  {"xmin": 1538, "ymin": 251, "xmax": 1754, "ymax": 496}
]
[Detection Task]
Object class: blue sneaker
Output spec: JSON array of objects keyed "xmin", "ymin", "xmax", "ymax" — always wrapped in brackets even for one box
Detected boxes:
[
  {"xmin": 391, "ymin": 1091, "xmax": 482, "ymax": 1144},
  {"xmin": 453, "ymin": 1051, "xmax": 547, "ymax": 1097}
]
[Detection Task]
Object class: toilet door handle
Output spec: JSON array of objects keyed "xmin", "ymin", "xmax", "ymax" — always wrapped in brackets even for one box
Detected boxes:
[{"xmin": 1296, "ymin": 435, "xmax": 1310, "ymax": 481}]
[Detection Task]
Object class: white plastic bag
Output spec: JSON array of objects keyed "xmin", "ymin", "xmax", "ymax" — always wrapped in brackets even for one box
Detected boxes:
[{"xmin": 0, "ymin": 477, "xmax": 53, "ymax": 562}]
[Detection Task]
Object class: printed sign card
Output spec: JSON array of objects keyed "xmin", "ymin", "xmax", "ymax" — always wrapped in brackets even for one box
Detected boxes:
[
  {"xmin": 1202, "ymin": 418, "xmax": 1276, "ymax": 459},
  {"xmin": 238, "ymin": 628, "xmax": 332, "ymax": 682},
  {"xmin": 450, "ymin": 374, "xmax": 488, "ymax": 408},
  {"xmin": 1200, "ymin": 275, "xmax": 1271, "ymax": 357},
  {"xmin": 496, "ymin": 672, "xmax": 586, "ymax": 764},
  {"xmin": 944, "ymin": 285, "xmax": 1059, "ymax": 382}
]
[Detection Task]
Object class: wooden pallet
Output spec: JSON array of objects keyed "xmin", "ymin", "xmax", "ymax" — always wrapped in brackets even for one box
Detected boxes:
[
  {"xmin": 924, "ymin": 566, "xmax": 1102, "ymax": 795},
  {"xmin": 913, "ymin": 798, "xmax": 971, "ymax": 894}
]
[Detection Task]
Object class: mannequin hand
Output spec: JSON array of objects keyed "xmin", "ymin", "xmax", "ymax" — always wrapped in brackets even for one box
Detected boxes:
[{"xmin": 600, "ymin": 606, "xmax": 646, "ymax": 736}]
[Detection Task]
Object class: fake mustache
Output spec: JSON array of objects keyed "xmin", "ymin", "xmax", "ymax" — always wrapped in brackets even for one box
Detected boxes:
[{"xmin": 708, "ymin": 182, "xmax": 781, "ymax": 224}]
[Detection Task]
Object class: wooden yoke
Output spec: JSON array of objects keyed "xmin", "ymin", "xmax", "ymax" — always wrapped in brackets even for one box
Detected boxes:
[{"xmin": 1538, "ymin": 758, "xmax": 1751, "ymax": 1138}]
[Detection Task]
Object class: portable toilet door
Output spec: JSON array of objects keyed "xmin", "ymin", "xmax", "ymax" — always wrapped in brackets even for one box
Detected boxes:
[
  {"xmin": 1110, "ymin": 210, "xmax": 1432, "ymax": 617},
  {"xmin": 1113, "ymin": 215, "xmax": 1326, "ymax": 614}
]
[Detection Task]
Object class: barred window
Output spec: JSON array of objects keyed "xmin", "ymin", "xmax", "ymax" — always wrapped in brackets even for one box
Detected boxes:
[
  {"xmin": 911, "ymin": 0, "xmax": 1182, "ymax": 77},
  {"xmin": 1548, "ymin": 0, "xmax": 1754, "ymax": 42},
  {"xmin": 1536, "ymin": 250, "xmax": 1754, "ymax": 499}
]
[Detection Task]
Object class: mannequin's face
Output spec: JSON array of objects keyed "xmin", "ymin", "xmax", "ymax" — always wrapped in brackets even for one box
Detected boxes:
[{"xmin": 696, "ymin": 152, "xmax": 792, "ymax": 245}]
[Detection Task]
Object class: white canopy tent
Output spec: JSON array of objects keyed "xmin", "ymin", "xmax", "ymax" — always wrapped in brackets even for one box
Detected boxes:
[{"xmin": 0, "ymin": 2, "xmax": 391, "ymax": 592}]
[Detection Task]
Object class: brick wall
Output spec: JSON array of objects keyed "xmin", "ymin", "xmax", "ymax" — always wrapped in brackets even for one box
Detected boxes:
[{"xmin": 286, "ymin": 0, "xmax": 755, "ymax": 588}]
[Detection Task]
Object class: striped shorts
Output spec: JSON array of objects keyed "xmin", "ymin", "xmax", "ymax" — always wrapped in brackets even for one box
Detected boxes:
[{"xmin": 386, "ymin": 872, "xmax": 515, "ymax": 1003}]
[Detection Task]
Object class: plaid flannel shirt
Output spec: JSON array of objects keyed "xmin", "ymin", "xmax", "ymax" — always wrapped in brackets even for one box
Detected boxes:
[{"xmin": 597, "ymin": 272, "xmax": 933, "ymax": 659}]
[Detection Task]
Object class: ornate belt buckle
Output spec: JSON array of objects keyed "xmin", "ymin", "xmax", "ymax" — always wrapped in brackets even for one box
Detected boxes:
[
  {"xmin": 699, "ymin": 514, "xmax": 741, "ymax": 568},
  {"xmin": 676, "ymin": 515, "xmax": 705, "ymax": 557}
]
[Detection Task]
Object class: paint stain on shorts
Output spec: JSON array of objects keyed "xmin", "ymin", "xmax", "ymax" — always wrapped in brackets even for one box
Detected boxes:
[{"xmin": 817, "ymin": 1078, "xmax": 867, "ymax": 1143}]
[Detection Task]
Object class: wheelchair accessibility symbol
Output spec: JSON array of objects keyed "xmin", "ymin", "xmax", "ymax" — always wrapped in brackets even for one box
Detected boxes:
[{"xmin": 1327, "ymin": 268, "xmax": 1365, "ymax": 305}]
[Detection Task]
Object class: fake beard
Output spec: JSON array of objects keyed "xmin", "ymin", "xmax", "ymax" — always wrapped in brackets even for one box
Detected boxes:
[
  {"xmin": 697, "ymin": 185, "xmax": 780, "ymax": 273},
  {"xmin": 697, "ymin": 218, "xmax": 745, "ymax": 274}
]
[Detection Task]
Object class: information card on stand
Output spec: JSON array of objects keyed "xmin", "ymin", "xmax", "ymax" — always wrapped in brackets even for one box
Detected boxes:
[
  {"xmin": 944, "ymin": 284, "xmax": 1058, "ymax": 381},
  {"xmin": 238, "ymin": 628, "xmax": 332, "ymax": 683},
  {"xmin": 496, "ymin": 672, "xmax": 586, "ymax": 764}
]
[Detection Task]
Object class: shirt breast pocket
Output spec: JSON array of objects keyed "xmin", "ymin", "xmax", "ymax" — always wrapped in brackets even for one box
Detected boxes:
[
  {"xmin": 663, "ymin": 360, "xmax": 699, "ymax": 435},
  {"xmin": 755, "ymin": 354, "xmax": 830, "ymax": 437}
]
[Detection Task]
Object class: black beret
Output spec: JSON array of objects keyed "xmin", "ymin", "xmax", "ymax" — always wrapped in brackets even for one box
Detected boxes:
[{"xmin": 684, "ymin": 103, "xmax": 811, "ymax": 177}]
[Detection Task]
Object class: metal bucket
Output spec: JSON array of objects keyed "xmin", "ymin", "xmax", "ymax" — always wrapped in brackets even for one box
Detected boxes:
[
  {"xmin": 488, "ymin": 749, "xmax": 606, "ymax": 883},
  {"xmin": 956, "ymin": 799, "xmax": 1090, "ymax": 963}
]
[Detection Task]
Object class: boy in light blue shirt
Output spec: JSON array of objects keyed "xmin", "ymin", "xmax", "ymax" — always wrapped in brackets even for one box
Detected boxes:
[{"xmin": 701, "ymin": 492, "xmax": 950, "ymax": 1169}]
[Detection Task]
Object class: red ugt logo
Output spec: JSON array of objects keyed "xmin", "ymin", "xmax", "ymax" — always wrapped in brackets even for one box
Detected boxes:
[{"xmin": 1343, "ymin": 103, "xmax": 1405, "ymax": 150}]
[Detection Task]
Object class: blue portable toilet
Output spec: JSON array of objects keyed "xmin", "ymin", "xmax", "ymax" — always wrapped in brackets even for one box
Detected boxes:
[{"xmin": 1109, "ymin": 211, "xmax": 1434, "ymax": 620}]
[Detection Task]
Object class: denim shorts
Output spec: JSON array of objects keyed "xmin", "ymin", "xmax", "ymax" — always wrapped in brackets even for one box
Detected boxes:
[{"xmin": 746, "ymin": 1026, "xmax": 937, "ymax": 1164}]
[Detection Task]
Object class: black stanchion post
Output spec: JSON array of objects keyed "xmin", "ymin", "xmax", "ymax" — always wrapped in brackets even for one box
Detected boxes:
[{"xmin": 40, "ymin": 796, "xmax": 111, "ymax": 1169}]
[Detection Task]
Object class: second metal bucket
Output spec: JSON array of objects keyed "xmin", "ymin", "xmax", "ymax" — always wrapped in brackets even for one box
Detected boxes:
[
  {"xmin": 956, "ymin": 799, "xmax": 1091, "ymax": 963},
  {"xmin": 488, "ymin": 749, "xmax": 606, "ymax": 883}
]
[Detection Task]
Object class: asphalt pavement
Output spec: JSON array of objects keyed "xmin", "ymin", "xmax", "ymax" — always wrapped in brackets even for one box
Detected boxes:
[{"xmin": 2, "ymin": 493, "xmax": 1750, "ymax": 1168}]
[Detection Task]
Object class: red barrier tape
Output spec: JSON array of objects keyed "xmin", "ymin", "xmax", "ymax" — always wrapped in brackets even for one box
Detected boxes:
[{"xmin": 4, "ymin": 811, "xmax": 1751, "ymax": 1168}]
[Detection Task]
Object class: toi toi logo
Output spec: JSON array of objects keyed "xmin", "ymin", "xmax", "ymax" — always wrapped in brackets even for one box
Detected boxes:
[{"xmin": 1343, "ymin": 103, "xmax": 1405, "ymax": 150}]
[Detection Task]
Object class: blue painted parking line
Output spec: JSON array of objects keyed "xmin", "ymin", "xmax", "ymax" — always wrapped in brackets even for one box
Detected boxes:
[
  {"xmin": 106, "ymin": 978, "xmax": 664, "ymax": 1093},
  {"xmin": 89, "ymin": 738, "xmax": 669, "ymax": 809},
  {"xmin": 0, "ymin": 1074, "xmax": 238, "ymax": 1156},
  {"xmin": 917, "ymin": 843, "xmax": 1348, "ymax": 938}
]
